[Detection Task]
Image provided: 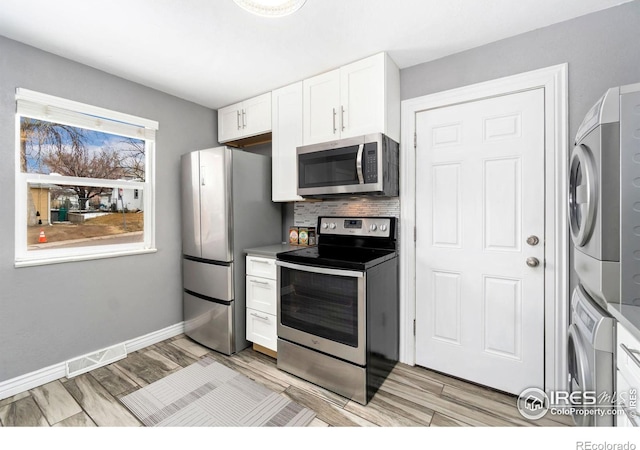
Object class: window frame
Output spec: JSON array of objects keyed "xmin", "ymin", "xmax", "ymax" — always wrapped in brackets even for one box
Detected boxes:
[{"xmin": 14, "ymin": 89, "xmax": 158, "ymax": 267}]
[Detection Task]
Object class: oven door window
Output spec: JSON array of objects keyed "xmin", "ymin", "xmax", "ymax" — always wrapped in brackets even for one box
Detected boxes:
[
  {"xmin": 280, "ymin": 267, "xmax": 360, "ymax": 347},
  {"xmin": 298, "ymin": 146, "xmax": 360, "ymax": 188}
]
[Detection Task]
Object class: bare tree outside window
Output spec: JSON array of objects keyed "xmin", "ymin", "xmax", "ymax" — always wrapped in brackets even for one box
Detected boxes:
[{"xmin": 20, "ymin": 117, "xmax": 146, "ymax": 249}]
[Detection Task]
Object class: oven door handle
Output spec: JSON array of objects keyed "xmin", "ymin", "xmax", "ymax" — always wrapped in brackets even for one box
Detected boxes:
[
  {"xmin": 276, "ymin": 260, "xmax": 364, "ymax": 278},
  {"xmin": 356, "ymin": 143, "xmax": 365, "ymax": 184}
]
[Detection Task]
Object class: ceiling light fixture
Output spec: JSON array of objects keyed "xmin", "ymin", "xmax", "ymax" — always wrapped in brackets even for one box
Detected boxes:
[{"xmin": 233, "ymin": 0, "xmax": 307, "ymax": 18}]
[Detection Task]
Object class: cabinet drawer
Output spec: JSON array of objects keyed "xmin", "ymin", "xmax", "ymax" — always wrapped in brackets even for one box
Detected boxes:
[
  {"xmin": 246, "ymin": 275, "xmax": 277, "ymax": 315},
  {"xmin": 246, "ymin": 255, "xmax": 276, "ymax": 279},
  {"xmin": 246, "ymin": 308, "xmax": 277, "ymax": 352}
]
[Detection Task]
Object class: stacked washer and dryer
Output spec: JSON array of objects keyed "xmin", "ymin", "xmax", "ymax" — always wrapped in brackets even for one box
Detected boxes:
[{"xmin": 567, "ymin": 84, "xmax": 640, "ymax": 426}]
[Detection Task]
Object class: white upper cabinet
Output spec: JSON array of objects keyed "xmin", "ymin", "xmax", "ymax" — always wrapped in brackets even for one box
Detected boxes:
[
  {"xmin": 302, "ymin": 52, "xmax": 400, "ymax": 145},
  {"xmin": 271, "ymin": 81, "xmax": 304, "ymax": 202},
  {"xmin": 218, "ymin": 92, "xmax": 271, "ymax": 144},
  {"xmin": 218, "ymin": 101, "xmax": 243, "ymax": 142},
  {"xmin": 302, "ymin": 69, "xmax": 341, "ymax": 145}
]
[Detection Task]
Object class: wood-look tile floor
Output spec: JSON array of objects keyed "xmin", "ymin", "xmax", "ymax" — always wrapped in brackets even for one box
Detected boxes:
[{"xmin": 0, "ymin": 334, "xmax": 573, "ymax": 427}]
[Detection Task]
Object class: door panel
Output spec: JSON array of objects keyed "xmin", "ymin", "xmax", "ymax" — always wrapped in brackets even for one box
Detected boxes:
[
  {"xmin": 340, "ymin": 53, "xmax": 384, "ymax": 139},
  {"xmin": 180, "ymin": 151, "xmax": 201, "ymax": 258},
  {"xmin": 432, "ymin": 271, "xmax": 461, "ymax": 344},
  {"xmin": 415, "ymin": 88, "xmax": 545, "ymax": 395},
  {"xmin": 199, "ymin": 147, "xmax": 232, "ymax": 262},
  {"xmin": 243, "ymin": 93, "xmax": 271, "ymax": 137},
  {"xmin": 218, "ymin": 103, "xmax": 242, "ymax": 143},
  {"xmin": 483, "ymin": 276, "xmax": 521, "ymax": 359},
  {"xmin": 303, "ymin": 70, "xmax": 340, "ymax": 145},
  {"xmin": 484, "ymin": 158, "xmax": 521, "ymax": 251},
  {"xmin": 432, "ymin": 164, "xmax": 461, "ymax": 247}
]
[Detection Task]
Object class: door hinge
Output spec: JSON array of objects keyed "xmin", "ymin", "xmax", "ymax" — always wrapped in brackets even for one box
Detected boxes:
[
  {"xmin": 414, "ymin": 226, "xmax": 417, "ymax": 242},
  {"xmin": 414, "ymin": 132, "xmax": 417, "ymax": 149},
  {"xmin": 413, "ymin": 319, "xmax": 416, "ymax": 336}
]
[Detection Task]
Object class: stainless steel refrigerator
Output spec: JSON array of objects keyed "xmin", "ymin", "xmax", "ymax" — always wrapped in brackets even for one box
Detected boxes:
[{"xmin": 181, "ymin": 146, "xmax": 281, "ymax": 355}]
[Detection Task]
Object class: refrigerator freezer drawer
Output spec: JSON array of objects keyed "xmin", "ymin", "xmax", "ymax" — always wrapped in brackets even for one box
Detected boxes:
[
  {"xmin": 183, "ymin": 292, "xmax": 234, "ymax": 355},
  {"xmin": 183, "ymin": 258, "xmax": 234, "ymax": 301}
]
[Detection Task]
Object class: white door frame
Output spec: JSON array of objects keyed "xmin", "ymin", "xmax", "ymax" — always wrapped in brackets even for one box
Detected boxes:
[{"xmin": 399, "ymin": 64, "xmax": 569, "ymax": 393}]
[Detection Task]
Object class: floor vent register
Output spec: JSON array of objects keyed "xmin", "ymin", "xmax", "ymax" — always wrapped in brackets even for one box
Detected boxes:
[{"xmin": 65, "ymin": 343, "xmax": 127, "ymax": 378}]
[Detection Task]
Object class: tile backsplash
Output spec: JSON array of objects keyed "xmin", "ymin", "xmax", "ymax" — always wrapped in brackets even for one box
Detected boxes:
[{"xmin": 294, "ymin": 198, "xmax": 400, "ymax": 227}]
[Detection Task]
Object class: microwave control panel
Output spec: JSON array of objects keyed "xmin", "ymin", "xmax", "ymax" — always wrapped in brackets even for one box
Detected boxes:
[{"xmin": 364, "ymin": 144, "xmax": 378, "ymax": 183}]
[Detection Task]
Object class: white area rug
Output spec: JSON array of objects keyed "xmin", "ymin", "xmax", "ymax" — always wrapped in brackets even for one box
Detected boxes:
[{"xmin": 120, "ymin": 356, "xmax": 316, "ymax": 427}]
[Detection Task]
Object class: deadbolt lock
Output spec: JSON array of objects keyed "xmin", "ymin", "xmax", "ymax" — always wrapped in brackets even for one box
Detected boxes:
[{"xmin": 527, "ymin": 235, "xmax": 540, "ymax": 246}]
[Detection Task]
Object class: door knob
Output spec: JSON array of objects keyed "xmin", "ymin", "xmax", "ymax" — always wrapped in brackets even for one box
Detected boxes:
[
  {"xmin": 526, "ymin": 257, "xmax": 540, "ymax": 268},
  {"xmin": 526, "ymin": 235, "xmax": 539, "ymax": 246}
]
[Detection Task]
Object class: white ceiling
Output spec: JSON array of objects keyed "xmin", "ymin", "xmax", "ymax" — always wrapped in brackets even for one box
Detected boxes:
[{"xmin": 0, "ymin": 0, "xmax": 631, "ymax": 110}]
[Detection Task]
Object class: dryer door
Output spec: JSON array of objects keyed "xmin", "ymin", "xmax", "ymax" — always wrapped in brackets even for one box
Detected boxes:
[
  {"xmin": 569, "ymin": 144, "xmax": 597, "ymax": 247},
  {"xmin": 567, "ymin": 323, "xmax": 594, "ymax": 426}
]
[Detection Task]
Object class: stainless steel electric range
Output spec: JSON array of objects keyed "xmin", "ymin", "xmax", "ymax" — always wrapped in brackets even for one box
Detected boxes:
[{"xmin": 276, "ymin": 216, "xmax": 399, "ymax": 405}]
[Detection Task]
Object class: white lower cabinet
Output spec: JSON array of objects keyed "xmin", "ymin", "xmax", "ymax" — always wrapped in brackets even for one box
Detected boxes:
[
  {"xmin": 245, "ymin": 255, "xmax": 277, "ymax": 354},
  {"xmin": 616, "ymin": 323, "xmax": 640, "ymax": 427},
  {"xmin": 246, "ymin": 308, "xmax": 277, "ymax": 351},
  {"xmin": 246, "ymin": 276, "xmax": 276, "ymax": 315}
]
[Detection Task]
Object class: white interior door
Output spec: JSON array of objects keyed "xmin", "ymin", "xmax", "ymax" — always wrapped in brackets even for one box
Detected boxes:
[{"xmin": 415, "ymin": 88, "xmax": 545, "ymax": 395}]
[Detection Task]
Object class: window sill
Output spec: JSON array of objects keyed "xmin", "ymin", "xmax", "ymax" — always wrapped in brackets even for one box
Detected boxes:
[{"xmin": 14, "ymin": 248, "xmax": 158, "ymax": 268}]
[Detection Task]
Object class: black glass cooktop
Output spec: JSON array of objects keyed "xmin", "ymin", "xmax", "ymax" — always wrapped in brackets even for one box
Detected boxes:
[{"xmin": 277, "ymin": 245, "xmax": 397, "ymax": 271}]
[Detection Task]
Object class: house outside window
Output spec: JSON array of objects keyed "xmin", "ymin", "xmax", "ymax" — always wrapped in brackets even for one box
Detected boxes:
[{"xmin": 15, "ymin": 89, "xmax": 158, "ymax": 267}]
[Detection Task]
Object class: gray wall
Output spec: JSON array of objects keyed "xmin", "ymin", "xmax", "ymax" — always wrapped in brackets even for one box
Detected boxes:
[
  {"xmin": 401, "ymin": 1, "xmax": 640, "ymax": 133},
  {"xmin": 400, "ymin": 0, "xmax": 640, "ymax": 293},
  {"xmin": 0, "ymin": 36, "xmax": 217, "ymax": 382}
]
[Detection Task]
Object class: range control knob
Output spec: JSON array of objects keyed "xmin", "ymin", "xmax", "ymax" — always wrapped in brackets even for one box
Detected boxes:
[
  {"xmin": 380, "ymin": 224, "xmax": 388, "ymax": 232},
  {"xmin": 370, "ymin": 224, "xmax": 377, "ymax": 231},
  {"xmin": 329, "ymin": 223, "xmax": 337, "ymax": 230},
  {"xmin": 322, "ymin": 223, "xmax": 328, "ymax": 229}
]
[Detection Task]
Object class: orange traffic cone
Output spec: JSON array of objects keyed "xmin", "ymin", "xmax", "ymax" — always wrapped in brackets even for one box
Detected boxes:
[{"xmin": 38, "ymin": 229, "xmax": 47, "ymax": 243}]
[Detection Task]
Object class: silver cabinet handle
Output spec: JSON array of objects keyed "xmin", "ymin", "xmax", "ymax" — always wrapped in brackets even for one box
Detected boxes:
[
  {"xmin": 250, "ymin": 279, "xmax": 270, "ymax": 285},
  {"xmin": 332, "ymin": 108, "xmax": 337, "ymax": 133},
  {"xmin": 250, "ymin": 312, "xmax": 269, "ymax": 321},
  {"xmin": 236, "ymin": 110, "xmax": 241, "ymax": 130},
  {"xmin": 242, "ymin": 109, "xmax": 246, "ymax": 129},
  {"xmin": 526, "ymin": 257, "xmax": 540, "ymax": 267},
  {"xmin": 620, "ymin": 343, "xmax": 640, "ymax": 370},
  {"xmin": 251, "ymin": 259, "xmax": 272, "ymax": 264},
  {"xmin": 341, "ymin": 105, "xmax": 345, "ymax": 131}
]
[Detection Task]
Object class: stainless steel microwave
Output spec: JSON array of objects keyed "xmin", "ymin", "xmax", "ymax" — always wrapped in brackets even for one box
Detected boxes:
[{"xmin": 296, "ymin": 133, "xmax": 399, "ymax": 198}]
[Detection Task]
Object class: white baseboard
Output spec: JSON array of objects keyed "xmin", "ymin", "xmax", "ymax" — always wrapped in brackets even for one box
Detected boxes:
[
  {"xmin": 124, "ymin": 322, "xmax": 185, "ymax": 353},
  {"xmin": 0, "ymin": 322, "xmax": 184, "ymax": 401}
]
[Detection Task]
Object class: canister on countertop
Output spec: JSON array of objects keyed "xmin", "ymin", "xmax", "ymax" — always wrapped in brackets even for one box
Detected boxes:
[
  {"xmin": 298, "ymin": 227, "xmax": 308, "ymax": 246},
  {"xmin": 308, "ymin": 227, "xmax": 316, "ymax": 246},
  {"xmin": 289, "ymin": 226, "xmax": 299, "ymax": 245}
]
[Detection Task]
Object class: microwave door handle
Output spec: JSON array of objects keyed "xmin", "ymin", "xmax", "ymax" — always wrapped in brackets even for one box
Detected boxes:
[{"xmin": 356, "ymin": 144, "xmax": 365, "ymax": 184}]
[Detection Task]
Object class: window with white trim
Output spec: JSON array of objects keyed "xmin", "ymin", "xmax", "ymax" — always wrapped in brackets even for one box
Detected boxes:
[{"xmin": 15, "ymin": 89, "xmax": 158, "ymax": 267}]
